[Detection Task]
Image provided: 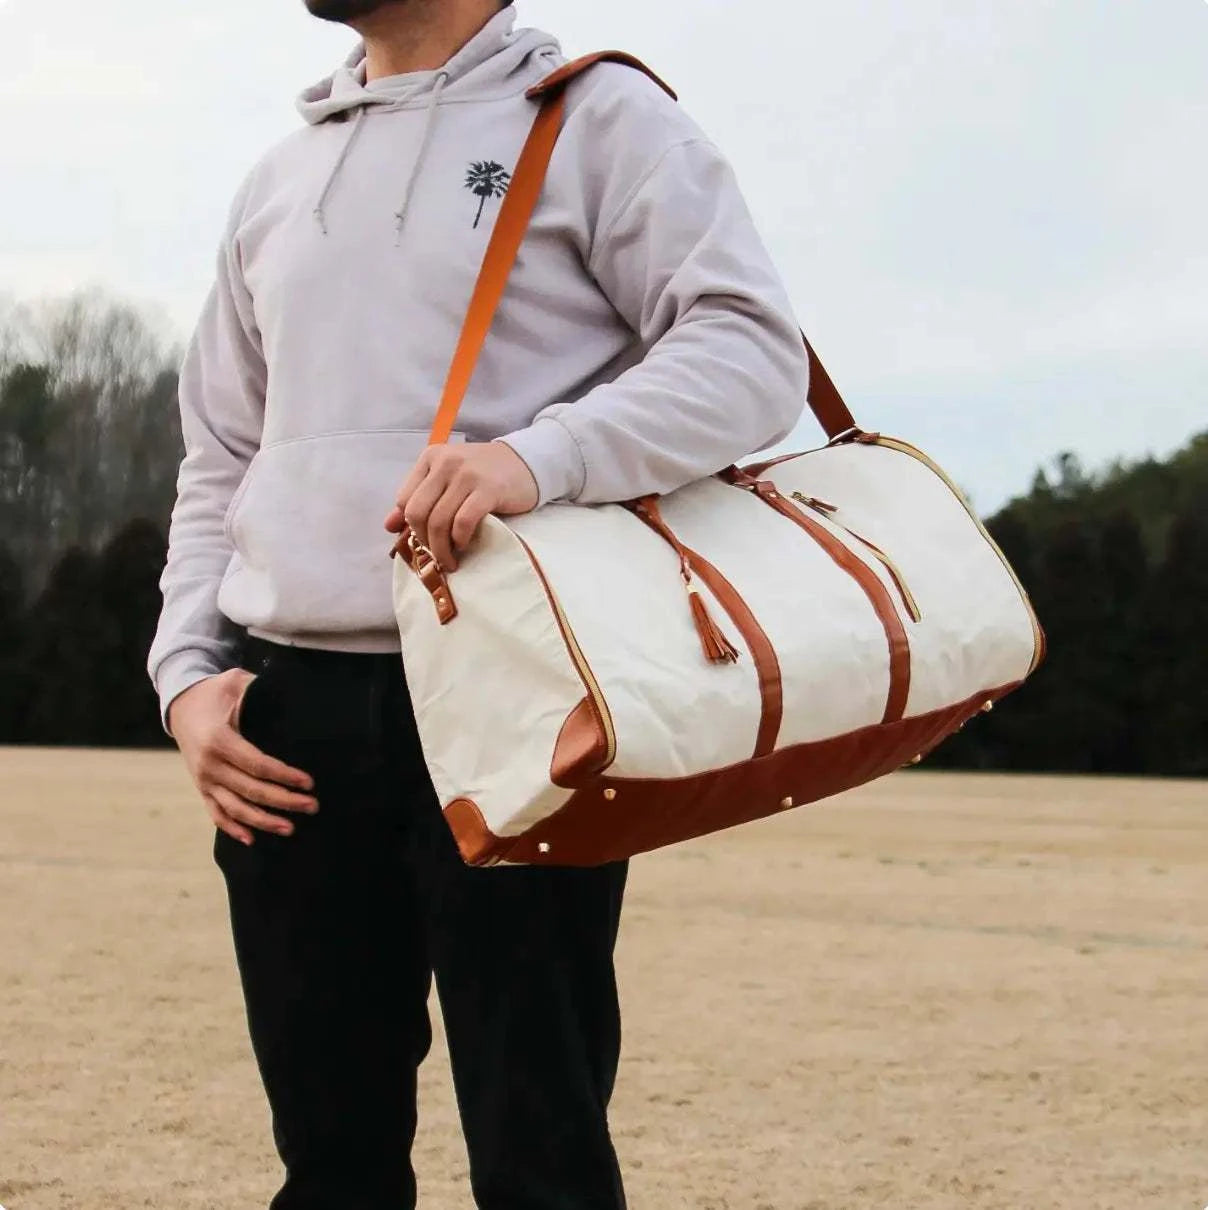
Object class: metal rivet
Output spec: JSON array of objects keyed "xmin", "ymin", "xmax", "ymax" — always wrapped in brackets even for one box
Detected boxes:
[
  {"xmin": 780, "ymin": 797, "xmax": 794, "ymax": 810},
  {"xmin": 981, "ymin": 700, "xmax": 995, "ymax": 713},
  {"xmin": 538, "ymin": 842, "xmax": 551, "ymax": 855},
  {"xmin": 603, "ymin": 788, "xmax": 618, "ymax": 801}
]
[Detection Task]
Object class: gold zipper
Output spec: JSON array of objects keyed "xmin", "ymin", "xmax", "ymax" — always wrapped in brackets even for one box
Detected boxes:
[
  {"xmin": 515, "ymin": 534, "xmax": 618, "ymax": 768},
  {"xmin": 865, "ymin": 436, "xmax": 1046, "ymax": 674},
  {"xmin": 740, "ymin": 478, "xmax": 911, "ymax": 725},
  {"xmin": 790, "ymin": 491, "xmax": 922, "ymax": 623}
]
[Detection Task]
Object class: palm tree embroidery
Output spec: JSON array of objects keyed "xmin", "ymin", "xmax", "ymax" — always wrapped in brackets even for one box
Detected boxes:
[{"xmin": 464, "ymin": 160, "xmax": 512, "ymax": 229}]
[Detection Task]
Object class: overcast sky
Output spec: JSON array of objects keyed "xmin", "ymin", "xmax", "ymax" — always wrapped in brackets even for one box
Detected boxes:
[{"xmin": 1, "ymin": 0, "xmax": 1204, "ymax": 511}]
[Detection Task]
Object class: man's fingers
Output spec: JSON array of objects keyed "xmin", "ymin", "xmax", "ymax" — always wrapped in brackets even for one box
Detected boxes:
[
  {"xmin": 451, "ymin": 491, "xmax": 492, "ymax": 552},
  {"xmin": 217, "ymin": 729, "xmax": 315, "ymax": 792},
  {"xmin": 395, "ymin": 448, "xmax": 434, "ymax": 512},
  {"xmin": 400, "ymin": 456, "xmax": 455, "ymax": 546},
  {"xmin": 204, "ymin": 795, "xmax": 255, "ymax": 847},
  {"xmin": 425, "ymin": 480, "xmax": 475, "ymax": 571},
  {"xmin": 219, "ymin": 762, "xmax": 320, "ymax": 815},
  {"xmin": 402, "ymin": 474, "xmax": 447, "ymax": 550},
  {"xmin": 385, "ymin": 450, "xmax": 434, "ymax": 534},
  {"xmin": 210, "ymin": 785, "xmax": 297, "ymax": 838}
]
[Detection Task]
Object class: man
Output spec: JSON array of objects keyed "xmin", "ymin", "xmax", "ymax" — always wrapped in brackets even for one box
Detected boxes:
[{"xmin": 148, "ymin": 0, "xmax": 807, "ymax": 1205}]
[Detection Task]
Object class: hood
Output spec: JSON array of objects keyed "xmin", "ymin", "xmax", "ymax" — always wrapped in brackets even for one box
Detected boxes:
[
  {"xmin": 297, "ymin": 8, "xmax": 561, "ymax": 125},
  {"xmin": 297, "ymin": 8, "xmax": 562, "ymax": 240}
]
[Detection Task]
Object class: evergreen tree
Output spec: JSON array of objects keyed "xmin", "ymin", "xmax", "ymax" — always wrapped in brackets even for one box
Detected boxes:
[
  {"xmin": 0, "ymin": 542, "xmax": 27, "ymax": 742},
  {"xmin": 1141, "ymin": 502, "xmax": 1208, "ymax": 776},
  {"xmin": 20, "ymin": 547, "xmax": 108, "ymax": 746},
  {"xmin": 93, "ymin": 520, "xmax": 170, "ymax": 747},
  {"xmin": 1094, "ymin": 511, "xmax": 1149, "ymax": 772}
]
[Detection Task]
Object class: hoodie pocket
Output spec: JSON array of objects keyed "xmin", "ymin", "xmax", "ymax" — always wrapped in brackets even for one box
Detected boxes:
[{"xmin": 218, "ymin": 429, "xmax": 465, "ymax": 637}]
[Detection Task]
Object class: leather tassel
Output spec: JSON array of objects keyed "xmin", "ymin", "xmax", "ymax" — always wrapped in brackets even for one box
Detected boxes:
[{"xmin": 689, "ymin": 590, "xmax": 740, "ymax": 665}]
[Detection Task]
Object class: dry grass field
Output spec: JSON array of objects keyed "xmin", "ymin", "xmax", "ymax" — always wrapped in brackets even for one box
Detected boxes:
[{"xmin": 0, "ymin": 747, "xmax": 1205, "ymax": 1210}]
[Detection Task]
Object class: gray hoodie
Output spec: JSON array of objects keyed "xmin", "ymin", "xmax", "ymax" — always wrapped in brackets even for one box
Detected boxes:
[{"xmin": 148, "ymin": 9, "xmax": 808, "ymax": 728}]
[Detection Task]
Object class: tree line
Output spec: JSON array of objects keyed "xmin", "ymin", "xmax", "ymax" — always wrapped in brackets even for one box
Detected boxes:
[
  {"xmin": 931, "ymin": 440, "xmax": 1208, "ymax": 777},
  {"xmin": 0, "ymin": 292, "xmax": 1204, "ymax": 774},
  {"xmin": 0, "ymin": 294, "xmax": 181, "ymax": 746}
]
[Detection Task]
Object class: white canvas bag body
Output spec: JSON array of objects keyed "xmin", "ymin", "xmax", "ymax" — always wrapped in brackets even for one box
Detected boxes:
[{"xmin": 392, "ymin": 53, "xmax": 1045, "ymax": 867}]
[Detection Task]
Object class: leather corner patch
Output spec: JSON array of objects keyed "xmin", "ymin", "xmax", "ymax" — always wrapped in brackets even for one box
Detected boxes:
[
  {"xmin": 550, "ymin": 696, "xmax": 611, "ymax": 789},
  {"xmin": 443, "ymin": 798, "xmax": 510, "ymax": 867}
]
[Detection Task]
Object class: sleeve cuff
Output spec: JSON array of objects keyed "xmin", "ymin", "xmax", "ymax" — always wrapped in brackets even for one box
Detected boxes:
[
  {"xmin": 495, "ymin": 418, "xmax": 587, "ymax": 507},
  {"xmin": 155, "ymin": 653, "xmax": 223, "ymax": 738}
]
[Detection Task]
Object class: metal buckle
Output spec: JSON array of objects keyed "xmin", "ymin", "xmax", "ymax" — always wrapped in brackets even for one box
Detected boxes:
[
  {"xmin": 407, "ymin": 531, "xmax": 442, "ymax": 573},
  {"xmin": 827, "ymin": 426, "xmax": 863, "ymax": 447}
]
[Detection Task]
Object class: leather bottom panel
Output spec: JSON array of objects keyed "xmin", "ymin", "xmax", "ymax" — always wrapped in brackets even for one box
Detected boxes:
[{"xmin": 445, "ymin": 683, "xmax": 1022, "ymax": 868}]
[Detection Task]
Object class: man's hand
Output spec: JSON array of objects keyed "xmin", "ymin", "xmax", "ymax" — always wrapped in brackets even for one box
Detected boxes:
[
  {"xmin": 385, "ymin": 442, "xmax": 539, "ymax": 571},
  {"xmin": 169, "ymin": 671, "xmax": 319, "ymax": 846}
]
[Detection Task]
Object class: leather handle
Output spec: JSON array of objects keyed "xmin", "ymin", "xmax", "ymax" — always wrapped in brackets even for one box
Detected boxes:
[{"xmin": 427, "ymin": 54, "xmax": 858, "ymax": 447}]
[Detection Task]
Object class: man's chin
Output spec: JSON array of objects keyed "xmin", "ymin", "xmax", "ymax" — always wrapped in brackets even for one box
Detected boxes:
[{"xmin": 304, "ymin": 0, "xmax": 399, "ymax": 24}]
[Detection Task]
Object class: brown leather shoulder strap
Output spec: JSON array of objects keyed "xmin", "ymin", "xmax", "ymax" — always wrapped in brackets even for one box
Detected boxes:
[
  {"xmin": 429, "ymin": 53, "xmax": 672, "ymax": 446},
  {"xmin": 526, "ymin": 51, "xmax": 678, "ymax": 101},
  {"xmin": 427, "ymin": 90, "xmax": 567, "ymax": 445},
  {"xmin": 802, "ymin": 335, "xmax": 857, "ymax": 439},
  {"xmin": 428, "ymin": 53, "xmax": 855, "ymax": 447}
]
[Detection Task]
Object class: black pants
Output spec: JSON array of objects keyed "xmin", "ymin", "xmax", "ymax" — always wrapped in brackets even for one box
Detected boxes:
[{"xmin": 214, "ymin": 635, "xmax": 629, "ymax": 1210}]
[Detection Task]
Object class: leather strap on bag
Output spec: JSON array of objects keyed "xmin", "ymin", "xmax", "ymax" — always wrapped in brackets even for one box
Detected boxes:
[
  {"xmin": 427, "ymin": 90, "xmax": 565, "ymax": 446},
  {"xmin": 801, "ymin": 334, "xmax": 857, "ymax": 440},
  {"xmin": 427, "ymin": 51, "xmax": 858, "ymax": 448},
  {"xmin": 427, "ymin": 53, "xmax": 674, "ymax": 448}
]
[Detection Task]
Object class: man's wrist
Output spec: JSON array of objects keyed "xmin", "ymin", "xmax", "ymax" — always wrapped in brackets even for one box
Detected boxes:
[
  {"xmin": 494, "ymin": 419, "xmax": 586, "ymax": 507},
  {"xmin": 156, "ymin": 657, "xmax": 223, "ymax": 738}
]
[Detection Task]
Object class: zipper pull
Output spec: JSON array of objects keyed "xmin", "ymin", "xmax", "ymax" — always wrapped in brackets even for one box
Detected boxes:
[
  {"xmin": 631, "ymin": 497, "xmax": 741, "ymax": 666},
  {"xmin": 790, "ymin": 491, "xmax": 839, "ymax": 514},
  {"xmin": 790, "ymin": 493, "xmax": 921, "ymax": 623},
  {"xmin": 689, "ymin": 591, "xmax": 740, "ymax": 665}
]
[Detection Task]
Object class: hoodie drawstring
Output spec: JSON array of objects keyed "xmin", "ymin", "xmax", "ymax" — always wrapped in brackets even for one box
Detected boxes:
[
  {"xmin": 313, "ymin": 108, "xmax": 369, "ymax": 235},
  {"xmin": 393, "ymin": 70, "xmax": 449, "ymax": 245},
  {"xmin": 312, "ymin": 69, "xmax": 450, "ymax": 240}
]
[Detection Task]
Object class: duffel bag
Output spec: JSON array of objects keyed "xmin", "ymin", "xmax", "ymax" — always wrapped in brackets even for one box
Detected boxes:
[{"xmin": 392, "ymin": 53, "xmax": 1045, "ymax": 867}]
